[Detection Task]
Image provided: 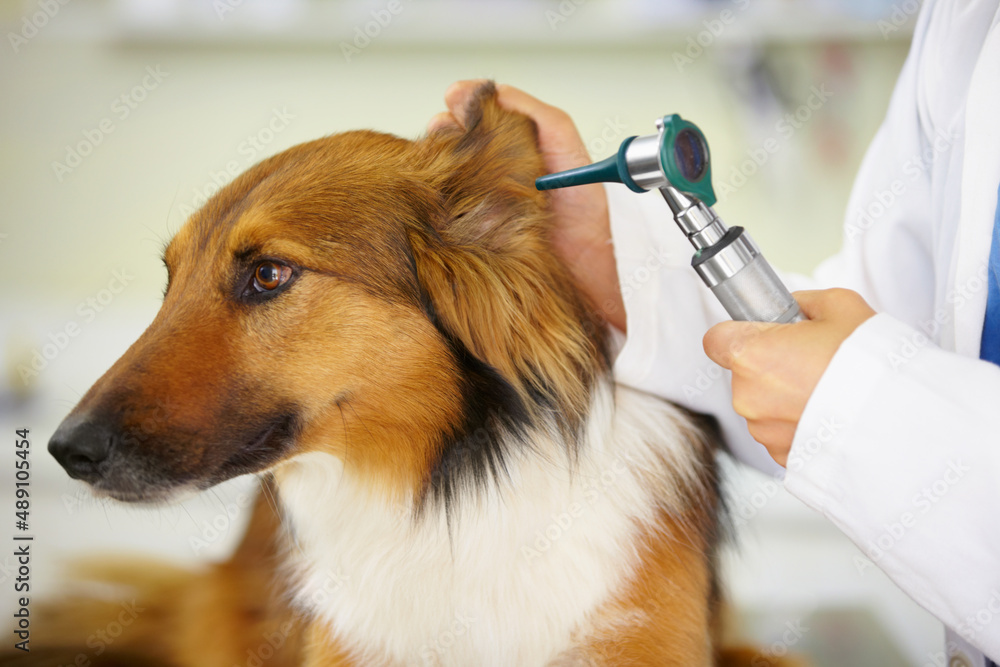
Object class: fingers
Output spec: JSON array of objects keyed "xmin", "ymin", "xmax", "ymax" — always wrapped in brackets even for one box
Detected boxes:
[
  {"xmin": 744, "ymin": 419, "xmax": 796, "ymax": 465},
  {"xmin": 442, "ymin": 79, "xmax": 489, "ymax": 127},
  {"xmin": 792, "ymin": 290, "xmax": 834, "ymax": 320},
  {"xmin": 442, "ymin": 80, "xmax": 562, "ymax": 126},
  {"xmin": 426, "ymin": 111, "xmax": 460, "ymax": 134},
  {"xmin": 495, "ymin": 84, "xmax": 591, "ymax": 169},
  {"xmin": 705, "ymin": 290, "xmax": 875, "ymax": 370},
  {"xmin": 793, "ymin": 288, "xmax": 875, "ymax": 322},
  {"xmin": 703, "ymin": 289, "xmax": 876, "ymax": 469},
  {"xmin": 703, "ymin": 321, "xmax": 775, "ymax": 369},
  {"xmin": 493, "ymin": 84, "xmax": 572, "ymax": 132}
]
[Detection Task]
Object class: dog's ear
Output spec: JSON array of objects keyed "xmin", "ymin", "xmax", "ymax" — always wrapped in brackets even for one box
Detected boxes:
[
  {"xmin": 420, "ymin": 81, "xmax": 548, "ymax": 247},
  {"xmin": 410, "ymin": 83, "xmax": 605, "ymax": 432}
]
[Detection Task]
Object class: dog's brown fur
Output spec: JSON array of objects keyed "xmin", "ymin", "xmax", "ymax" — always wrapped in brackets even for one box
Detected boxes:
[{"xmin": 22, "ymin": 83, "xmax": 806, "ymax": 666}]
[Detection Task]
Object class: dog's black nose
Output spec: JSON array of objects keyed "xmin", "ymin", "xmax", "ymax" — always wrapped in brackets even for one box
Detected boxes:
[{"xmin": 48, "ymin": 416, "xmax": 115, "ymax": 482}]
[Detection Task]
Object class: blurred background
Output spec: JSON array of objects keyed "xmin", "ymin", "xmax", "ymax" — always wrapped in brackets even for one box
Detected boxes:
[{"xmin": 0, "ymin": 0, "xmax": 941, "ymax": 664}]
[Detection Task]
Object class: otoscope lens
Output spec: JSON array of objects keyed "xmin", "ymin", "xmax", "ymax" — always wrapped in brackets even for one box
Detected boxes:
[{"xmin": 674, "ymin": 128, "xmax": 707, "ymax": 182}]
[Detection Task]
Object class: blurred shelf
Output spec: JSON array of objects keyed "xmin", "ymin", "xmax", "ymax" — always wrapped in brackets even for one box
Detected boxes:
[{"xmin": 3, "ymin": 0, "xmax": 917, "ymax": 49}]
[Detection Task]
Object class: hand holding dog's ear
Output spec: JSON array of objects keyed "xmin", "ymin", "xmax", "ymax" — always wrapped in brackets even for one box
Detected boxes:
[{"xmin": 430, "ymin": 81, "xmax": 626, "ymax": 332}]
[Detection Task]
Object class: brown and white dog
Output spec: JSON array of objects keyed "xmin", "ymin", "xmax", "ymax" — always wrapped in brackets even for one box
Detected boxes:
[{"xmin": 28, "ymin": 83, "xmax": 797, "ymax": 666}]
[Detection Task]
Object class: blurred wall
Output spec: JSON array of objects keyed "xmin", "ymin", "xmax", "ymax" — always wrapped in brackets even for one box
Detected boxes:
[{"xmin": 2, "ymin": 0, "xmax": 912, "ymax": 407}]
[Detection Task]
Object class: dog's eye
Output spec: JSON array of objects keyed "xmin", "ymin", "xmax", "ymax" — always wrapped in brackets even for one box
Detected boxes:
[{"xmin": 253, "ymin": 261, "xmax": 292, "ymax": 292}]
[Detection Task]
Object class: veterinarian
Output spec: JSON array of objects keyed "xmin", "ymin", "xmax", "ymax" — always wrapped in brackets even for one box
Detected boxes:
[{"xmin": 432, "ymin": 1, "xmax": 1000, "ymax": 664}]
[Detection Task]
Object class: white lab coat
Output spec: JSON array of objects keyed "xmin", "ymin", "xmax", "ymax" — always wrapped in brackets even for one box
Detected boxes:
[{"xmin": 609, "ymin": 0, "xmax": 1000, "ymax": 662}]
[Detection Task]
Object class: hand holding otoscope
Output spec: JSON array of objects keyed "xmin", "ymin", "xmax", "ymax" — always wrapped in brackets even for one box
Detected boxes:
[{"xmin": 536, "ymin": 115, "xmax": 805, "ymax": 324}]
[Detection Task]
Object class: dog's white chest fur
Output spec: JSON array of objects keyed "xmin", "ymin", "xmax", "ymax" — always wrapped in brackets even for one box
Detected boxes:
[{"xmin": 275, "ymin": 383, "xmax": 703, "ymax": 666}]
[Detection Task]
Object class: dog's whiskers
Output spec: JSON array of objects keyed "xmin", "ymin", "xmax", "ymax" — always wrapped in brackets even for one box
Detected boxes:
[{"xmin": 257, "ymin": 475, "xmax": 282, "ymax": 525}]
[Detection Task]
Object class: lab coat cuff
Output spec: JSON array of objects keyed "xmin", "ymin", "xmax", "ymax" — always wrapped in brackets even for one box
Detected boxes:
[{"xmin": 783, "ymin": 313, "xmax": 913, "ymax": 509}]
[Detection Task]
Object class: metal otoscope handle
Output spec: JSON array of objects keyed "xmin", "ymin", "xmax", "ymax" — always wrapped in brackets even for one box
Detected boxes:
[
  {"xmin": 658, "ymin": 182, "xmax": 804, "ymax": 324},
  {"xmin": 693, "ymin": 226, "xmax": 805, "ymax": 323}
]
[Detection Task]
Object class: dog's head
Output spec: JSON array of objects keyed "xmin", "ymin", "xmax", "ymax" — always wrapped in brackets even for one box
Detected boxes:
[{"xmin": 48, "ymin": 83, "xmax": 609, "ymax": 505}]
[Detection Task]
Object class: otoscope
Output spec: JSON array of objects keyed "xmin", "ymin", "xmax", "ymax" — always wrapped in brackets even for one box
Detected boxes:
[{"xmin": 536, "ymin": 115, "xmax": 804, "ymax": 324}]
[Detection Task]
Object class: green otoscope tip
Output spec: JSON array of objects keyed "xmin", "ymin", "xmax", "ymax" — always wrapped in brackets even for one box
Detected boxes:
[{"xmin": 535, "ymin": 137, "xmax": 643, "ymax": 193}]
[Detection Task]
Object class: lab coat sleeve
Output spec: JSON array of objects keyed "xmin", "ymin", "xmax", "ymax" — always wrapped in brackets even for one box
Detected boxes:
[{"xmin": 786, "ymin": 314, "xmax": 1000, "ymax": 658}]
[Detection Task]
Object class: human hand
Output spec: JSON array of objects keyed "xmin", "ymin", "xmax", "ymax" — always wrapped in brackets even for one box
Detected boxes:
[
  {"xmin": 429, "ymin": 80, "xmax": 626, "ymax": 331},
  {"xmin": 702, "ymin": 289, "xmax": 876, "ymax": 466}
]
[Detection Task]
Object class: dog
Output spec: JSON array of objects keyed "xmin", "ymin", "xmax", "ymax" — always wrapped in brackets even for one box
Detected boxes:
[{"xmin": 21, "ymin": 83, "xmax": 802, "ymax": 666}]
